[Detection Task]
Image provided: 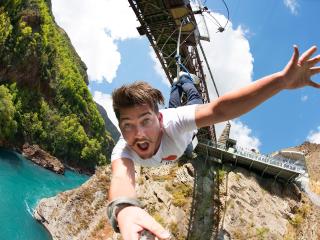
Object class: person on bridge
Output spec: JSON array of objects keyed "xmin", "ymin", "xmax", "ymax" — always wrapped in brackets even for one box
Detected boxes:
[{"xmin": 107, "ymin": 45, "xmax": 320, "ymax": 240}]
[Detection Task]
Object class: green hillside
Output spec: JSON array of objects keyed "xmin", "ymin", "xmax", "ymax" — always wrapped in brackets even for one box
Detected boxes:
[{"xmin": 0, "ymin": 0, "xmax": 114, "ymax": 171}]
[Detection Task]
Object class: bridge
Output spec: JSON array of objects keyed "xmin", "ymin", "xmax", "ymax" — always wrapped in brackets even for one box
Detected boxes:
[{"xmin": 197, "ymin": 140, "xmax": 306, "ymax": 182}]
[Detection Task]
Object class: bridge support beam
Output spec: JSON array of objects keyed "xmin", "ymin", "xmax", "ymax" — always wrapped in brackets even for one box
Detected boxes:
[
  {"xmin": 249, "ymin": 160, "xmax": 254, "ymax": 170},
  {"xmin": 273, "ymin": 169, "xmax": 283, "ymax": 184},
  {"xmin": 261, "ymin": 165, "xmax": 269, "ymax": 177}
]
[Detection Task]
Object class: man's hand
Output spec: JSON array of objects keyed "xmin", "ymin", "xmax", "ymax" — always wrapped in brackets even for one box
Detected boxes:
[
  {"xmin": 117, "ymin": 206, "xmax": 171, "ymax": 240},
  {"xmin": 282, "ymin": 45, "xmax": 320, "ymax": 89}
]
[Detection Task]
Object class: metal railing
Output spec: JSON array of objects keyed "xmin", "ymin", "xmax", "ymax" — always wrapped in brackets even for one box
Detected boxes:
[{"xmin": 199, "ymin": 140, "xmax": 305, "ymax": 174}]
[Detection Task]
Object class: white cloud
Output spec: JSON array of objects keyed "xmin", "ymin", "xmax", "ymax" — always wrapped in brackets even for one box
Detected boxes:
[
  {"xmin": 307, "ymin": 127, "xmax": 320, "ymax": 144},
  {"xmin": 52, "ymin": 0, "xmax": 140, "ymax": 83},
  {"xmin": 93, "ymin": 91, "xmax": 119, "ymax": 131},
  {"xmin": 301, "ymin": 95, "xmax": 308, "ymax": 102},
  {"xmin": 283, "ymin": 0, "xmax": 299, "ymax": 15},
  {"xmin": 200, "ymin": 12, "xmax": 254, "ymax": 100},
  {"xmin": 149, "ymin": 48, "xmax": 170, "ymax": 86},
  {"xmin": 194, "ymin": 12, "xmax": 255, "ymax": 144},
  {"xmin": 229, "ymin": 120, "xmax": 261, "ymax": 151}
]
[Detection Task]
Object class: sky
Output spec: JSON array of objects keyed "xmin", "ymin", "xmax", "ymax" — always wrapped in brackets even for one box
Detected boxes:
[{"xmin": 51, "ymin": 0, "xmax": 320, "ymax": 154}]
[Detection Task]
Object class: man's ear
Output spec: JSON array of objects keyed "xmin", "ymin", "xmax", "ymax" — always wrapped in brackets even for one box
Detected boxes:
[{"xmin": 158, "ymin": 112, "xmax": 163, "ymax": 124}]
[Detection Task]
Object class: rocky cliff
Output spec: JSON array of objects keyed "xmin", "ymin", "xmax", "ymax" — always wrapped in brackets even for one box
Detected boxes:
[
  {"xmin": 290, "ymin": 142, "xmax": 320, "ymax": 195},
  {"xmin": 34, "ymin": 142, "xmax": 320, "ymax": 240}
]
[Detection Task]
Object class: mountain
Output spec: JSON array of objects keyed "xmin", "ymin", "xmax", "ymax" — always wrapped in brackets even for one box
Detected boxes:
[
  {"xmin": 34, "ymin": 142, "xmax": 320, "ymax": 239},
  {"xmin": 95, "ymin": 102, "xmax": 120, "ymax": 142},
  {"xmin": 0, "ymin": 0, "xmax": 114, "ymax": 171}
]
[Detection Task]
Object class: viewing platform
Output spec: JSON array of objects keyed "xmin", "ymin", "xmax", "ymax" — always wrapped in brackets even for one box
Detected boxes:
[{"xmin": 197, "ymin": 140, "xmax": 306, "ymax": 183}]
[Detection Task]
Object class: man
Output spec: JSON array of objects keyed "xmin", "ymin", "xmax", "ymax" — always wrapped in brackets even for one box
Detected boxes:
[{"xmin": 108, "ymin": 46, "xmax": 320, "ymax": 240}]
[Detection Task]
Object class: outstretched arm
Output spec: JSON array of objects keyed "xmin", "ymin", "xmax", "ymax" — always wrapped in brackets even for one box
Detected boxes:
[
  {"xmin": 109, "ymin": 158, "xmax": 136, "ymax": 200},
  {"xmin": 195, "ymin": 46, "xmax": 320, "ymax": 128},
  {"xmin": 109, "ymin": 158, "xmax": 171, "ymax": 240}
]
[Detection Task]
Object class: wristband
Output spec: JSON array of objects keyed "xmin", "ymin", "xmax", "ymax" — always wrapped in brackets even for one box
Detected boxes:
[{"xmin": 107, "ymin": 197, "xmax": 141, "ymax": 233}]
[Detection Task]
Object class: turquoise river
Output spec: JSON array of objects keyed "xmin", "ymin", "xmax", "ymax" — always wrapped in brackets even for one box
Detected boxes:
[{"xmin": 0, "ymin": 148, "xmax": 89, "ymax": 240}]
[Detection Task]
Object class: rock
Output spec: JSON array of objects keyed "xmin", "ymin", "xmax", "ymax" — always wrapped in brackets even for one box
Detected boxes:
[
  {"xmin": 34, "ymin": 144, "xmax": 320, "ymax": 240},
  {"xmin": 22, "ymin": 143, "xmax": 64, "ymax": 174},
  {"xmin": 34, "ymin": 167, "xmax": 112, "ymax": 240}
]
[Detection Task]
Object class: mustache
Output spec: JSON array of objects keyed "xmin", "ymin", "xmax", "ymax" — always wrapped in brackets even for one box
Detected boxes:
[{"xmin": 128, "ymin": 138, "xmax": 154, "ymax": 147}]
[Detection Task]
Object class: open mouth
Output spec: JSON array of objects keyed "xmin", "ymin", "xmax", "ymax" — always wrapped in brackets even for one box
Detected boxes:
[{"xmin": 137, "ymin": 142, "xmax": 149, "ymax": 151}]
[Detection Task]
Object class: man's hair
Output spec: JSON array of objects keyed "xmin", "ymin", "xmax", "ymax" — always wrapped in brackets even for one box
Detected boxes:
[{"xmin": 112, "ymin": 81, "xmax": 165, "ymax": 120}]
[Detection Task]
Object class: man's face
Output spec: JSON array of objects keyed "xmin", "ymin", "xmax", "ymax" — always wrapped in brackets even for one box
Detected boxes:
[{"xmin": 119, "ymin": 104, "xmax": 163, "ymax": 159}]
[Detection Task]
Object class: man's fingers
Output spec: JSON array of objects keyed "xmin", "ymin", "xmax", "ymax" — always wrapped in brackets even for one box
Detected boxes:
[
  {"xmin": 308, "ymin": 65, "xmax": 320, "ymax": 88},
  {"xmin": 310, "ymin": 66, "xmax": 320, "ymax": 75},
  {"xmin": 308, "ymin": 80, "xmax": 320, "ymax": 88},
  {"xmin": 299, "ymin": 45, "xmax": 317, "ymax": 64},
  {"xmin": 136, "ymin": 214, "xmax": 171, "ymax": 239},
  {"xmin": 290, "ymin": 45, "xmax": 299, "ymax": 65},
  {"xmin": 307, "ymin": 55, "xmax": 320, "ymax": 67},
  {"xmin": 120, "ymin": 224, "xmax": 143, "ymax": 240},
  {"xmin": 131, "ymin": 232, "xmax": 141, "ymax": 240}
]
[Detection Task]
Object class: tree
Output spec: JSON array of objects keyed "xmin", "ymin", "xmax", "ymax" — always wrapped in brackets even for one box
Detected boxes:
[
  {"xmin": 0, "ymin": 8, "xmax": 12, "ymax": 48},
  {"xmin": 20, "ymin": 112, "xmax": 44, "ymax": 143},
  {"xmin": 0, "ymin": 85, "xmax": 17, "ymax": 141},
  {"xmin": 81, "ymin": 138, "xmax": 106, "ymax": 168},
  {"xmin": 53, "ymin": 115, "xmax": 88, "ymax": 163}
]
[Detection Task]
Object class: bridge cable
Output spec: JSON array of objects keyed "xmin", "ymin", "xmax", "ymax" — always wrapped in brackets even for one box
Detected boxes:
[
  {"xmin": 198, "ymin": 41, "xmax": 220, "ymax": 98},
  {"xmin": 164, "ymin": 27, "xmax": 197, "ymax": 59},
  {"xmin": 221, "ymin": 0, "xmax": 230, "ymax": 30},
  {"xmin": 159, "ymin": 28, "xmax": 178, "ymax": 53},
  {"xmin": 200, "ymin": 0, "xmax": 230, "ymax": 33},
  {"xmin": 163, "ymin": 14, "xmax": 207, "ymax": 59},
  {"xmin": 175, "ymin": 18, "xmax": 194, "ymax": 83}
]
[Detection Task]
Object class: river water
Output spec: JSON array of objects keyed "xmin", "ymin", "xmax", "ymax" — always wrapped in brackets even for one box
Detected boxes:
[{"xmin": 0, "ymin": 148, "xmax": 89, "ymax": 240}]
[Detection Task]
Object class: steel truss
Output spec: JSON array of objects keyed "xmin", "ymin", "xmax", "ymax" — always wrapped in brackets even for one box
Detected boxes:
[{"xmin": 128, "ymin": 0, "xmax": 216, "ymax": 143}]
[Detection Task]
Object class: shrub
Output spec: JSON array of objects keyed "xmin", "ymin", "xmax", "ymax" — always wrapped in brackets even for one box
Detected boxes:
[
  {"xmin": 256, "ymin": 227, "xmax": 269, "ymax": 239},
  {"xmin": 172, "ymin": 183, "xmax": 192, "ymax": 207},
  {"xmin": 218, "ymin": 169, "xmax": 226, "ymax": 182},
  {"xmin": 289, "ymin": 214, "xmax": 303, "ymax": 228},
  {"xmin": 0, "ymin": 85, "xmax": 17, "ymax": 140}
]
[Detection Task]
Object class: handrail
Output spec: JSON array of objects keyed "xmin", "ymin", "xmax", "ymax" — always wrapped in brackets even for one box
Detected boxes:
[{"xmin": 198, "ymin": 140, "xmax": 305, "ymax": 174}]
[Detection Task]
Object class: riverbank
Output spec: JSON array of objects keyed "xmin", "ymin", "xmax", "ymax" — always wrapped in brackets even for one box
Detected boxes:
[
  {"xmin": 22, "ymin": 143, "xmax": 65, "ymax": 174},
  {"xmin": 0, "ymin": 143, "xmax": 95, "ymax": 175}
]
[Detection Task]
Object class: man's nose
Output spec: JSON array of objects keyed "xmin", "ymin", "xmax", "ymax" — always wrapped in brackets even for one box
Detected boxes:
[{"xmin": 136, "ymin": 125, "xmax": 145, "ymax": 137}]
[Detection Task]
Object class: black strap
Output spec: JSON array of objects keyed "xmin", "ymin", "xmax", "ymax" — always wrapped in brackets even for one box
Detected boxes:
[{"xmin": 107, "ymin": 197, "xmax": 141, "ymax": 233}]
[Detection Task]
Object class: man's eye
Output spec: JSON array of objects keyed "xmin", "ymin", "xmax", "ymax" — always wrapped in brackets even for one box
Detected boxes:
[
  {"xmin": 142, "ymin": 119, "xmax": 151, "ymax": 126},
  {"xmin": 123, "ymin": 124, "xmax": 133, "ymax": 130}
]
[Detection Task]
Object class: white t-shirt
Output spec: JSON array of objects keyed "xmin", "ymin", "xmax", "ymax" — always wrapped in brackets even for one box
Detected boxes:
[{"xmin": 111, "ymin": 104, "xmax": 198, "ymax": 167}]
